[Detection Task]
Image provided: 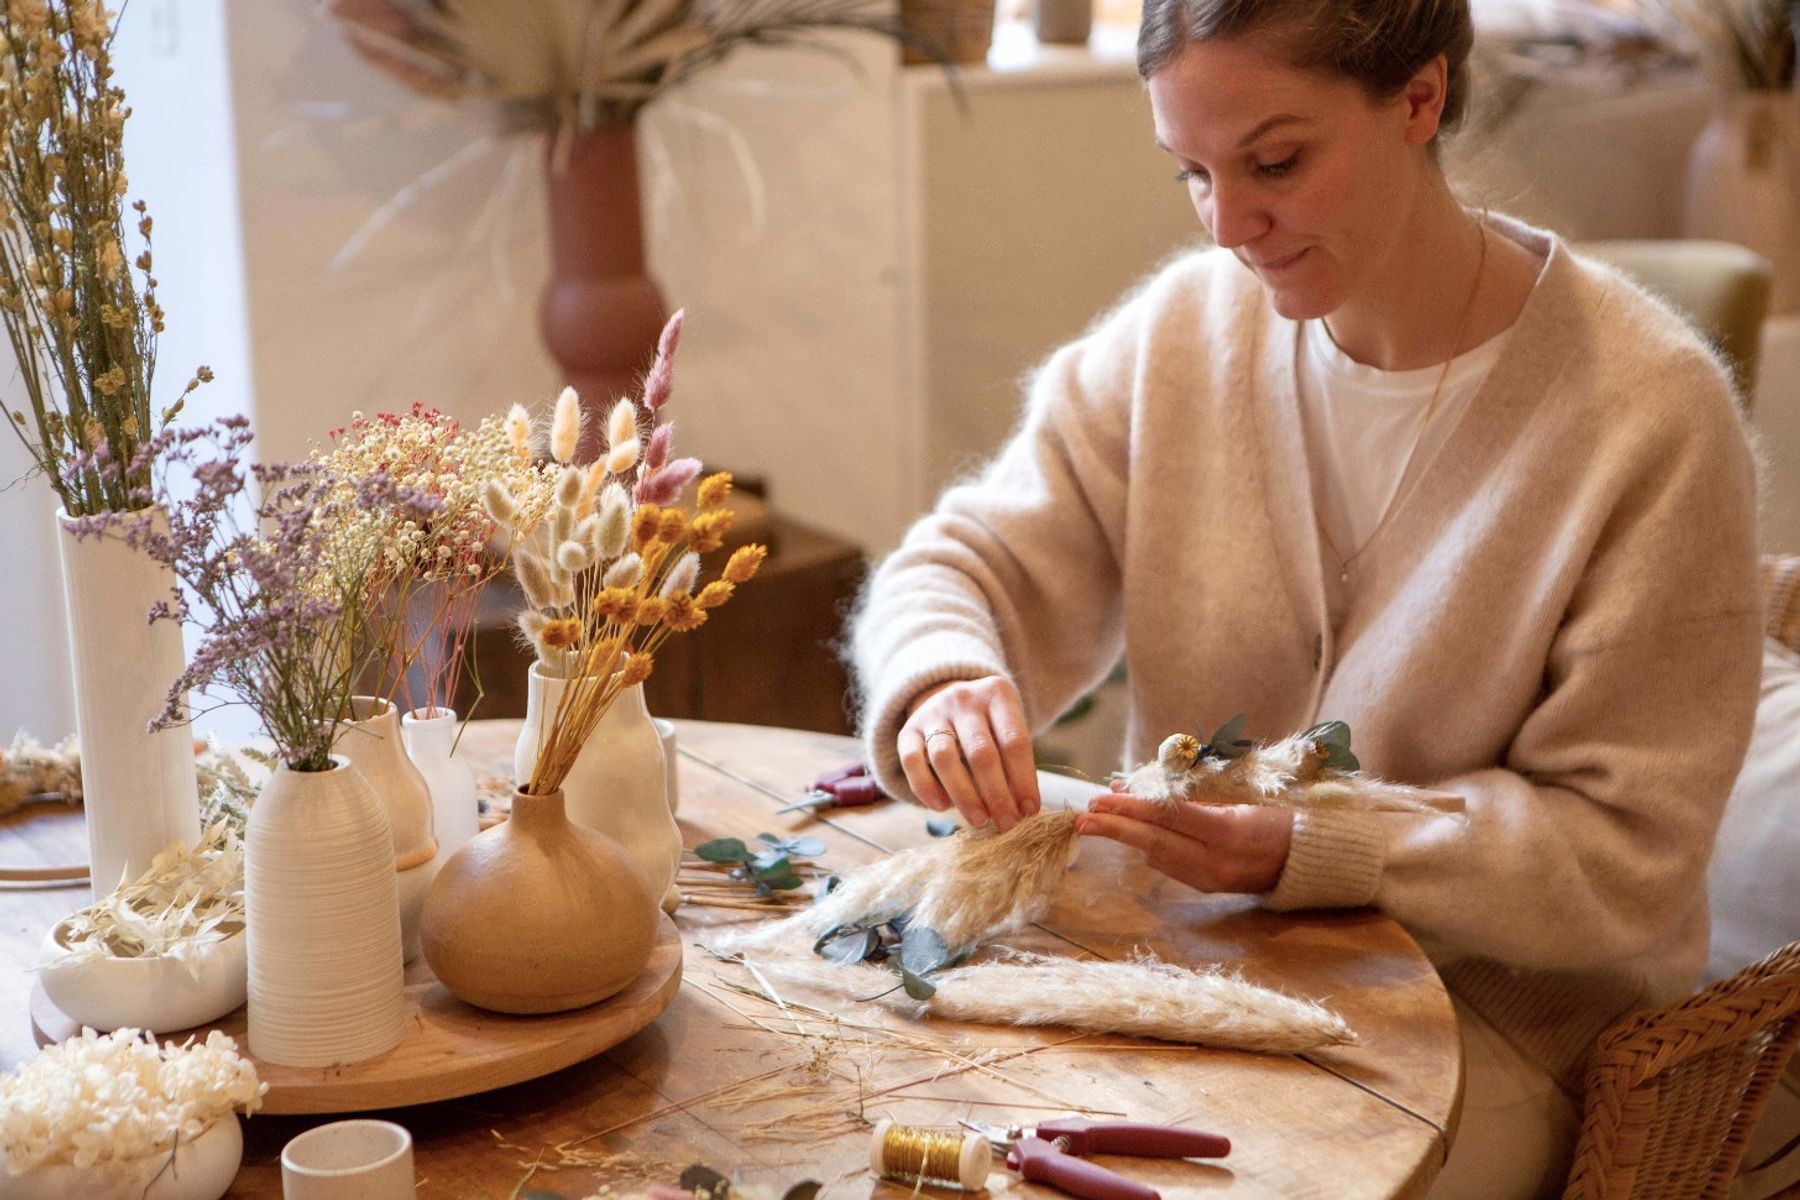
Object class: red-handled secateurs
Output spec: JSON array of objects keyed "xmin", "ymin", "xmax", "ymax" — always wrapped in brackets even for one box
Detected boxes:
[
  {"xmin": 775, "ymin": 762, "xmax": 888, "ymax": 816},
  {"xmin": 959, "ymin": 1118, "xmax": 1231, "ymax": 1200}
]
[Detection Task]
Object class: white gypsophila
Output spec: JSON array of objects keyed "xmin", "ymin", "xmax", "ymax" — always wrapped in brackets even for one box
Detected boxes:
[
  {"xmin": 0, "ymin": 1028, "xmax": 265, "ymax": 1173},
  {"xmin": 603, "ymin": 553, "xmax": 642, "ymax": 589},
  {"xmin": 659, "ymin": 551, "xmax": 700, "ymax": 599}
]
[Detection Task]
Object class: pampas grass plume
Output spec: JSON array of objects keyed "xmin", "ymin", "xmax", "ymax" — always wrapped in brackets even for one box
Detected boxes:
[
  {"xmin": 550, "ymin": 387, "xmax": 582, "ymax": 463},
  {"xmin": 604, "ymin": 399, "xmax": 640, "ymax": 475},
  {"xmin": 556, "ymin": 539, "xmax": 591, "ymax": 573},
  {"xmin": 505, "ymin": 403, "xmax": 532, "ymax": 462},
  {"xmin": 554, "ymin": 464, "xmax": 584, "ymax": 509},
  {"xmin": 515, "ymin": 552, "xmax": 556, "ymax": 611},
  {"xmin": 596, "ymin": 486, "xmax": 631, "ymax": 558}
]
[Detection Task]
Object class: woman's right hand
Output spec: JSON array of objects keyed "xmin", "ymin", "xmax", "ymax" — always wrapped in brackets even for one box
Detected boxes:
[{"xmin": 898, "ymin": 676, "xmax": 1041, "ymax": 831}]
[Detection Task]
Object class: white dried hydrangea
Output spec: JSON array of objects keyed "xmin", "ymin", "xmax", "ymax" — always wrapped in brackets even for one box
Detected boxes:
[{"xmin": 0, "ymin": 1028, "xmax": 265, "ymax": 1174}]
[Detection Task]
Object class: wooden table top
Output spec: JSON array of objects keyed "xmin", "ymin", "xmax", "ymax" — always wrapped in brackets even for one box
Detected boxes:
[{"xmin": 0, "ymin": 719, "xmax": 1463, "ymax": 1199}]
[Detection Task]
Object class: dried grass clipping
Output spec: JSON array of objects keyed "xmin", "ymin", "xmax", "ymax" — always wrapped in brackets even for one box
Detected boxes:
[
  {"xmin": 710, "ymin": 810, "xmax": 1080, "ymax": 956},
  {"xmin": 1121, "ymin": 727, "xmax": 1464, "ymax": 816},
  {"xmin": 755, "ymin": 952, "xmax": 1353, "ymax": 1053}
]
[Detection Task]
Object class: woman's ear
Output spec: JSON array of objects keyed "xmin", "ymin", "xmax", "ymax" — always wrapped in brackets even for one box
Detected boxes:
[{"xmin": 1400, "ymin": 54, "xmax": 1448, "ymax": 145}]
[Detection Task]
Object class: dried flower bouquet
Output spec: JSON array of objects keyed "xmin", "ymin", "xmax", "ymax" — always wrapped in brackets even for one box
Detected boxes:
[
  {"xmin": 482, "ymin": 310, "xmax": 765, "ymax": 796},
  {"xmin": 0, "ymin": 0, "xmax": 209, "ymax": 514}
]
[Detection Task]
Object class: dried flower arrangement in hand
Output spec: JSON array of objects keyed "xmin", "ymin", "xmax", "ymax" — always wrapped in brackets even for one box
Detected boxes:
[
  {"xmin": 481, "ymin": 311, "xmax": 766, "ymax": 796},
  {"xmin": 1119, "ymin": 716, "xmax": 1465, "ymax": 816}
]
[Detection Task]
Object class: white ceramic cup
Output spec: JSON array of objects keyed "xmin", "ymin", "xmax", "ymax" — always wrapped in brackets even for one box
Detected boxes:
[
  {"xmin": 654, "ymin": 717, "xmax": 680, "ymax": 814},
  {"xmin": 280, "ymin": 1120, "xmax": 415, "ymax": 1199}
]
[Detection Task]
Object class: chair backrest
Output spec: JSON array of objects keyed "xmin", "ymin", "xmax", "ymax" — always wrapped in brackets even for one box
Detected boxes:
[
  {"xmin": 1578, "ymin": 239, "xmax": 1774, "ymax": 406},
  {"xmin": 1562, "ymin": 941, "xmax": 1800, "ymax": 1200}
]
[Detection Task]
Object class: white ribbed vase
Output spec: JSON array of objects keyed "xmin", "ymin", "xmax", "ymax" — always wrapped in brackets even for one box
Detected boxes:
[
  {"xmin": 514, "ymin": 663, "xmax": 680, "ymax": 906},
  {"xmin": 245, "ymin": 759, "xmax": 406, "ymax": 1067},
  {"xmin": 54, "ymin": 507, "xmax": 200, "ymax": 898},
  {"xmin": 402, "ymin": 707, "xmax": 480, "ymax": 862}
]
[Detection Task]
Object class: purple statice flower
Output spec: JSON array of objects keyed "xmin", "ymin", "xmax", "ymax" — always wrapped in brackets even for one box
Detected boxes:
[{"xmin": 72, "ymin": 417, "xmax": 439, "ymax": 772}]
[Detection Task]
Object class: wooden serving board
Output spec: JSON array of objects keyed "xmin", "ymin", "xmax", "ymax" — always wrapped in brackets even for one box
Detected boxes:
[{"xmin": 31, "ymin": 915, "xmax": 683, "ymax": 1114}]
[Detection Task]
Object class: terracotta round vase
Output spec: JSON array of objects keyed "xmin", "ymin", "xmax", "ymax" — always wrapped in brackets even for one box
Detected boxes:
[
  {"xmin": 541, "ymin": 123, "xmax": 667, "ymax": 462},
  {"xmin": 245, "ymin": 759, "xmax": 406, "ymax": 1067},
  {"xmin": 419, "ymin": 788, "xmax": 659, "ymax": 1014},
  {"xmin": 1684, "ymin": 90, "xmax": 1800, "ymax": 314},
  {"xmin": 514, "ymin": 663, "xmax": 681, "ymax": 910}
]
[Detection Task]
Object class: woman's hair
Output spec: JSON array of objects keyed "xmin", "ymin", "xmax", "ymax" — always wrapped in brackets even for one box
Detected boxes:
[{"xmin": 1137, "ymin": 0, "xmax": 1475, "ymax": 135}]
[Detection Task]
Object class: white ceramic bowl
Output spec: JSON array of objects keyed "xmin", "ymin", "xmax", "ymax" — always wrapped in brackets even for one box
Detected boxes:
[
  {"xmin": 37, "ymin": 920, "xmax": 248, "ymax": 1034},
  {"xmin": 0, "ymin": 1112, "xmax": 242, "ymax": 1200},
  {"xmin": 281, "ymin": 1119, "xmax": 415, "ymax": 1199}
]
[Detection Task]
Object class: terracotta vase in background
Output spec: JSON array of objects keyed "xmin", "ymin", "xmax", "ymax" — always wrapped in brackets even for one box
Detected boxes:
[
  {"xmin": 1684, "ymin": 90, "xmax": 1800, "ymax": 315},
  {"xmin": 540, "ymin": 124, "xmax": 667, "ymax": 460},
  {"xmin": 419, "ymin": 788, "xmax": 658, "ymax": 1014},
  {"xmin": 514, "ymin": 663, "xmax": 681, "ymax": 912}
]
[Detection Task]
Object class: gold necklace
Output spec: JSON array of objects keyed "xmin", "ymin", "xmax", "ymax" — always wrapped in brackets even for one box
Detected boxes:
[{"xmin": 1315, "ymin": 224, "xmax": 1489, "ymax": 586}]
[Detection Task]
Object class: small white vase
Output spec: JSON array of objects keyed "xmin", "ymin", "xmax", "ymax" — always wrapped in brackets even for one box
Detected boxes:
[
  {"xmin": 245, "ymin": 759, "xmax": 406, "ymax": 1068},
  {"xmin": 0, "ymin": 1113, "xmax": 242, "ymax": 1200},
  {"xmin": 1684, "ymin": 90, "xmax": 1800, "ymax": 314},
  {"xmin": 514, "ymin": 663, "xmax": 681, "ymax": 908},
  {"xmin": 402, "ymin": 707, "xmax": 480, "ymax": 861},
  {"xmin": 337, "ymin": 697, "xmax": 438, "ymax": 870},
  {"xmin": 54, "ymin": 507, "xmax": 201, "ymax": 898}
]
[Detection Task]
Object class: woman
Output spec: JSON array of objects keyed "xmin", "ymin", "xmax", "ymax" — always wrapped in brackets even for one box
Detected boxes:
[{"xmin": 848, "ymin": 1, "xmax": 1763, "ymax": 1196}]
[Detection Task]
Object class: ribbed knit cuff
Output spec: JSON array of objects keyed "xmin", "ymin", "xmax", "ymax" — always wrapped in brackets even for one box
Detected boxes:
[
  {"xmin": 1263, "ymin": 809, "xmax": 1387, "ymax": 911},
  {"xmin": 863, "ymin": 659, "xmax": 1008, "ymax": 805}
]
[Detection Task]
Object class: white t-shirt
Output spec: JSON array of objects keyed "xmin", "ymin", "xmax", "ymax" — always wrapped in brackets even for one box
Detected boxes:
[{"xmin": 1296, "ymin": 316, "xmax": 1511, "ymax": 626}]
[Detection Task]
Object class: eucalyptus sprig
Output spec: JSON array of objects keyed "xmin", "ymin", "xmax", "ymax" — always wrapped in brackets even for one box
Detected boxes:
[{"xmin": 0, "ymin": 0, "xmax": 208, "ymax": 515}]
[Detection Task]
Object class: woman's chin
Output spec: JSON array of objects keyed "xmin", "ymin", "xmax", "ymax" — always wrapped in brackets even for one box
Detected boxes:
[{"xmin": 1265, "ymin": 284, "xmax": 1336, "ymax": 322}]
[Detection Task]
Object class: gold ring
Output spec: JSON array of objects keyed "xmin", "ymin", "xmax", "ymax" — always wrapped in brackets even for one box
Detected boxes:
[{"xmin": 924, "ymin": 728, "xmax": 956, "ymax": 747}]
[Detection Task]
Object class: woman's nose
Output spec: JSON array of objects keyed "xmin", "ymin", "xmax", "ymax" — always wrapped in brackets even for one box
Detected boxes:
[{"xmin": 1202, "ymin": 180, "xmax": 1267, "ymax": 250}]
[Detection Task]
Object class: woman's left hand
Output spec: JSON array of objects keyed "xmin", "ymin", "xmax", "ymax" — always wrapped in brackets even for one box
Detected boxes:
[{"xmin": 1075, "ymin": 790, "xmax": 1296, "ymax": 894}]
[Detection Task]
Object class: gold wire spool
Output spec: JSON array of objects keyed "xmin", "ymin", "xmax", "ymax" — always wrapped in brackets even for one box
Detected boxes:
[{"xmin": 869, "ymin": 1118, "xmax": 990, "ymax": 1191}]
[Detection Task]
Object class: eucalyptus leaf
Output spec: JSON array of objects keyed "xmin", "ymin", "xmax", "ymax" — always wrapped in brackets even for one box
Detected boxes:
[
  {"xmin": 782, "ymin": 1183, "xmax": 824, "ymax": 1200},
  {"xmin": 755, "ymin": 833, "xmax": 826, "ymax": 859},
  {"xmin": 814, "ymin": 924, "xmax": 882, "ymax": 964},
  {"xmin": 750, "ymin": 850, "xmax": 790, "ymax": 874},
  {"xmin": 694, "ymin": 837, "xmax": 752, "ymax": 863},
  {"xmin": 1210, "ymin": 712, "xmax": 1253, "ymax": 758},
  {"xmin": 901, "ymin": 968, "xmax": 938, "ymax": 1001},
  {"xmin": 925, "ymin": 815, "xmax": 959, "ymax": 838},
  {"xmin": 812, "ymin": 875, "xmax": 841, "ymax": 902},
  {"xmin": 1301, "ymin": 721, "xmax": 1359, "ymax": 771},
  {"xmin": 757, "ymin": 869, "xmax": 805, "ymax": 892},
  {"xmin": 899, "ymin": 925, "xmax": 951, "ymax": 976},
  {"xmin": 521, "ymin": 1192, "xmax": 566, "ymax": 1200}
]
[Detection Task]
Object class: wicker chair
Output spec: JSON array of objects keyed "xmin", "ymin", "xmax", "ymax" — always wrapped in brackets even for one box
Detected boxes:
[{"xmin": 1561, "ymin": 941, "xmax": 1800, "ymax": 1200}]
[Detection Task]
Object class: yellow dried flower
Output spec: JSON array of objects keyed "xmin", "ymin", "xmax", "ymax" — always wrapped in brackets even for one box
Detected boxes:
[
  {"xmin": 591, "ymin": 586, "xmax": 639, "ymax": 622},
  {"xmin": 541, "ymin": 618, "xmax": 583, "ymax": 650},
  {"xmin": 634, "ymin": 596, "xmax": 667, "ymax": 626},
  {"xmin": 697, "ymin": 471, "xmax": 732, "ymax": 509},
  {"xmin": 689, "ymin": 509, "xmax": 734, "ymax": 554},
  {"xmin": 723, "ymin": 544, "xmax": 768, "ymax": 584},
  {"xmin": 622, "ymin": 654, "xmax": 654, "ymax": 687},
  {"xmin": 697, "ymin": 580, "xmax": 734, "ymax": 609},
  {"xmin": 632, "ymin": 504, "xmax": 663, "ymax": 552},
  {"xmin": 664, "ymin": 593, "xmax": 706, "ymax": 632},
  {"xmin": 658, "ymin": 508, "xmax": 688, "ymax": 544}
]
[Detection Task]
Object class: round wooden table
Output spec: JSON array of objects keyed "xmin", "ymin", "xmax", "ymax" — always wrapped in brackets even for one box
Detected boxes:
[{"xmin": 0, "ymin": 720, "xmax": 1462, "ymax": 1198}]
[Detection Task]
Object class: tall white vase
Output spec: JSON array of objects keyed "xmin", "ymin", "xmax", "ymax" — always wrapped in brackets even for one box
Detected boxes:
[
  {"xmin": 1684, "ymin": 91, "xmax": 1800, "ymax": 315},
  {"xmin": 514, "ymin": 663, "xmax": 680, "ymax": 908},
  {"xmin": 337, "ymin": 697, "xmax": 437, "ymax": 963},
  {"xmin": 402, "ymin": 707, "xmax": 480, "ymax": 862},
  {"xmin": 245, "ymin": 758, "xmax": 406, "ymax": 1067},
  {"xmin": 54, "ymin": 508, "xmax": 200, "ymax": 898}
]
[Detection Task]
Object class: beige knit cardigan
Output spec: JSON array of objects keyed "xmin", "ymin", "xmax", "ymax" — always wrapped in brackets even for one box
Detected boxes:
[{"xmin": 849, "ymin": 215, "xmax": 1764, "ymax": 1092}]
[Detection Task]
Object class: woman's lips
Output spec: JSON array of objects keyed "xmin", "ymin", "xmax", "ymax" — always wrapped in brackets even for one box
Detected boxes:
[{"xmin": 1253, "ymin": 247, "xmax": 1309, "ymax": 274}]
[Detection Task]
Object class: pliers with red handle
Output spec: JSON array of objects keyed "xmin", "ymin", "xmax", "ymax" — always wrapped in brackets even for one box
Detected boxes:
[
  {"xmin": 775, "ymin": 762, "xmax": 887, "ymax": 815},
  {"xmin": 960, "ymin": 1118, "xmax": 1231, "ymax": 1200}
]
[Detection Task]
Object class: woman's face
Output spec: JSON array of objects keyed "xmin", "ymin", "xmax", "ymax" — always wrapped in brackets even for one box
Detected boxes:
[{"xmin": 1148, "ymin": 34, "xmax": 1440, "ymax": 320}]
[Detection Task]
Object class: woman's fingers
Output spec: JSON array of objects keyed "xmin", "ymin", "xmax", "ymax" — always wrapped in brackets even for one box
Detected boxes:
[
  {"xmin": 988, "ymin": 687, "xmax": 1041, "ymax": 820},
  {"xmin": 898, "ymin": 728, "xmax": 953, "ymax": 812},
  {"xmin": 926, "ymin": 725, "xmax": 991, "ymax": 827},
  {"xmin": 1076, "ymin": 795, "xmax": 1295, "ymax": 894},
  {"xmin": 953, "ymin": 713, "xmax": 1019, "ymax": 829}
]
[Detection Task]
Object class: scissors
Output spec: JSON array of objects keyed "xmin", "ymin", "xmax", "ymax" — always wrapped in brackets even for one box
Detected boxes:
[
  {"xmin": 774, "ymin": 771, "xmax": 886, "ymax": 816},
  {"xmin": 959, "ymin": 1118, "xmax": 1230, "ymax": 1200}
]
